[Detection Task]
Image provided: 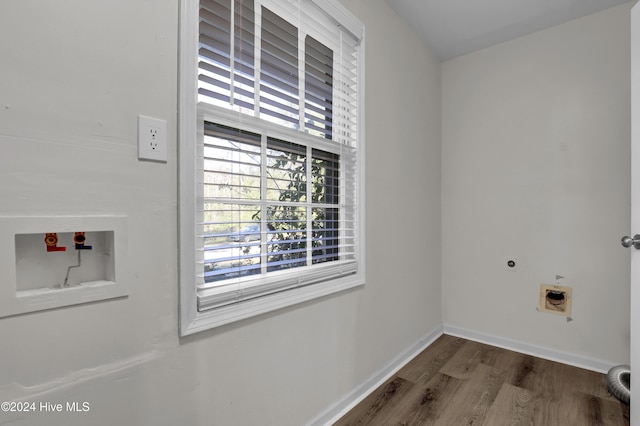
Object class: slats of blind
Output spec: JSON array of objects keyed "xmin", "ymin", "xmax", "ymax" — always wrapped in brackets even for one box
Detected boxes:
[
  {"xmin": 197, "ymin": 0, "xmax": 360, "ymax": 148},
  {"xmin": 259, "ymin": 7, "xmax": 299, "ymax": 127},
  {"xmin": 233, "ymin": 0, "xmax": 255, "ymax": 110},
  {"xmin": 311, "ymin": 148, "xmax": 338, "ymax": 204},
  {"xmin": 199, "ymin": 0, "xmax": 257, "ymax": 109},
  {"xmin": 202, "ymin": 202, "xmax": 262, "ymax": 283},
  {"xmin": 266, "ymin": 141, "xmax": 307, "ymax": 202},
  {"xmin": 199, "ymin": 0, "xmax": 232, "ymax": 104},
  {"xmin": 305, "ymin": 35, "xmax": 333, "ymax": 139},
  {"xmin": 201, "ymin": 123, "xmax": 263, "ymax": 284},
  {"xmin": 265, "ymin": 201, "xmax": 307, "ymax": 272}
]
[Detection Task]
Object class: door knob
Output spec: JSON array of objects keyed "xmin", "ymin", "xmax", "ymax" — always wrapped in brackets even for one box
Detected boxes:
[{"xmin": 621, "ymin": 234, "xmax": 640, "ymax": 249}]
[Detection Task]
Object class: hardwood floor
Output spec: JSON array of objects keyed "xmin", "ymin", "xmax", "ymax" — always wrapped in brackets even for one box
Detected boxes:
[{"xmin": 333, "ymin": 335, "xmax": 630, "ymax": 426}]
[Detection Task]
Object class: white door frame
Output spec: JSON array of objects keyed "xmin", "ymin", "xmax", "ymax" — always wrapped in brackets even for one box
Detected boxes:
[{"xmin": 630, "ymin": 2, "xmax": 640, "ymax": 423}]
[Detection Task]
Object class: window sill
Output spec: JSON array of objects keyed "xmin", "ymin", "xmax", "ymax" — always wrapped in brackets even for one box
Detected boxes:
[{"xmin": 179, "ymin": 273, "xmax": 364, "ymax": 336}]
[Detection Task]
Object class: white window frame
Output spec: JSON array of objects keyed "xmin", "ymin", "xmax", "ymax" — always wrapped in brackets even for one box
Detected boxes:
[{"xmin": 178, "ymin": 0, "xmax": 365, "ymax": 335}]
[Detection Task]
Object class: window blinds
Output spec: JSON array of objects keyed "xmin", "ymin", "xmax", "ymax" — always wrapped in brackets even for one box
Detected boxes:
[
  {"xmin": 195, "ymin": 0, "xmax": 361, "ymax": 312},
  {"xmin": 197, "ymin": 0, "xmax": 358, "ymax": 148},
  {"xmin": 197, "ymin": 120, "xmax": 357, "ymax": 311}
]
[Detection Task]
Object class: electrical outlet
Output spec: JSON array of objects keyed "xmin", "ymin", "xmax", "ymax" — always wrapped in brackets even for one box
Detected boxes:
[{"xmin": 138, "ymin": 115, "xmax": 167, "ymax": 162}]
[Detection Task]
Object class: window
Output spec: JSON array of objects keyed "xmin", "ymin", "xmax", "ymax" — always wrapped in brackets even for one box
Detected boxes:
[{"xmin": 179, "ymin": 0, "xmax": 364, "ymax": 335}]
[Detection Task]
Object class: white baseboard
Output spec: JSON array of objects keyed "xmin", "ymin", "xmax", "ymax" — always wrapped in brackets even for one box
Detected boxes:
[
  {"xmin": 442, "ymin": 323, "xmax": 615, "ymax": 374},
  {"xmin": 306, "ymin": 324, "xmax": 444, "ymax": 426}
]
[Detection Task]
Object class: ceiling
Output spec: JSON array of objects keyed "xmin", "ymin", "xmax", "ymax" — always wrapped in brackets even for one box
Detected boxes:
[{"xmin": 385, "ymin": 0, "xmax": 633, "ymax": 61}]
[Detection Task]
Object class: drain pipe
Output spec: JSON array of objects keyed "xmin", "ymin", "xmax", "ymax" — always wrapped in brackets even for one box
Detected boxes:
[{"xmin": 605, "ymin": 365, "xmax": 630, "ymax": 405}]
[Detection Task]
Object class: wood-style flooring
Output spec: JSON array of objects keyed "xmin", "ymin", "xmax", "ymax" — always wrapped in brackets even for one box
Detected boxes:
[{"xmin": 333, "ymin": 335, "xmax": 629, "ymax": 426}]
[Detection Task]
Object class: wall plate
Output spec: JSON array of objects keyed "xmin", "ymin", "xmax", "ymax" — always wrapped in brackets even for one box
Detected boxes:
[{"xmin": 138, "ymin": 115, "xmax": 167, "ymax": 162}]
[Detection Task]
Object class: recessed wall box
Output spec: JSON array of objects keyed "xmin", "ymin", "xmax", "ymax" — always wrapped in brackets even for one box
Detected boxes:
[
  {"xmin": 0, "ymin": 216, "xmax": 127, "ymax": 318},
  {"xmin": 539, "ymin": 283, "xmax": 572, "ymax": 317}
]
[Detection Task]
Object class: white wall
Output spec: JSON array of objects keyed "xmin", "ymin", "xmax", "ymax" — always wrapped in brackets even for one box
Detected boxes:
[
  {"xmin": 442, "ymin": 3, "xmax": 632, "ymax": 366},
  {"xmin": 0, "ymin": 0, "xmax": 442, "ymax": 425}
]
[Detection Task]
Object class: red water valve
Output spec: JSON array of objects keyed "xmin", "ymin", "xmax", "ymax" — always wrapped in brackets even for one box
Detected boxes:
[{"xmin": 44, "ymin": 233, "xmax": 66, "ymax": 252}]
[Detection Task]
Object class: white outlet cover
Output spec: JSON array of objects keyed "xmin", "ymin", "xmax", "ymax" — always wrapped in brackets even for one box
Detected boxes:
[{"xmin": 138, "ymin": 115, "xmax": 167, "ymax": 162}]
